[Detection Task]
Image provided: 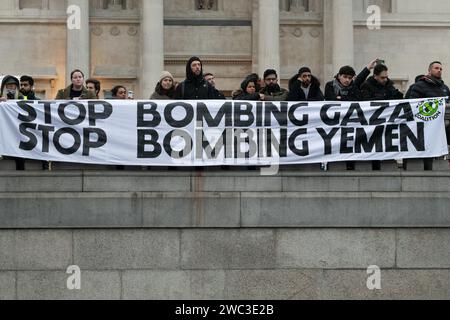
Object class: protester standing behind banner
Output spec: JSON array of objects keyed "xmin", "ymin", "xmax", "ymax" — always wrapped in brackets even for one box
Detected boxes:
[
  {"xmin": 406, "ymin": 62, "xmax": 450, "ymax": 102},
  {"xmin": 150, "ymin": 71, "xmax": 176, "ymax": 100},
  {"xmin": 360, "ymin": 64, "xmax": 404, "ymax": 170},
  {"xmin": 86, "ymin": 78, "xmax": 101, "ymax": 99},
  {"xmin": 287, "ymin": 67, "xmax": 324, "ymax": 102},
  {"xmin": 111, "ymin": 85, "xmax": 128, "ymax": 99},
  {"xmin": 405, "ymin": 61, "xmax": 450, "ymax": 169},
  {"xmin": 233, "ymin": 76, "xmax": 264, "ymax": 101},
  {"xmin": 0, "ymin": 75, "xmax": 23, "ymax": 102},
  {"xmin": 232, "ymin": 73, "xmax": 261, "ymax": 100},
  {"xmin": 324, "ymin": 59, "xmax": 377, "ymax": 101},
  {"xmin": 56, "ymin": 69, "xmax": 96, "ymax": 100},
  {"xmin": 0, "ymin": 75, "xmax": 26, "ymax": 170},
  {"xmin": 204, "ymin": 73, "xmax": 226, "ymax": 99},
  {"xmin": 361, "ymin": 64, "xmax": 404, "ymax": 101},
  {"xmin": 324, "ymin": 59, "xmax": 377, "ymax": 170},
  {"xmin": 173, "ymin": 56, "xmax": 218, "ymax": 100},
  {"xmin": 20, "ymin": 75, "xmax": 40, "ymax": 101},
  {"xmin": 260, "ymin": 69, "xmax": 289, "ymax": 101}
]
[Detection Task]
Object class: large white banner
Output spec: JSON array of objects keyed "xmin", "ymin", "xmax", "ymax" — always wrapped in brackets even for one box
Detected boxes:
[{"xmin": 0, "ymin": 98, "xmax": 448, "ymax": 166}]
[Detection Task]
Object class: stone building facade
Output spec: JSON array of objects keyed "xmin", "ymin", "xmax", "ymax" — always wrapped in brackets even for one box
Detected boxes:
[{"xmin": 1, "ymin": 0, "xmax": 450, "ymax": 99}]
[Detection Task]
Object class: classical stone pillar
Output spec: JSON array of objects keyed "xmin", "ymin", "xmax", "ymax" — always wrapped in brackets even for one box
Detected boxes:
[
  {"xmin": 141, "ymin": 0, "xmax": 164, "ymax": 99},
  {"xmin": 331, "ymin": 0, "xmax": 354, "ymax": 74},
  {"xmin": 258, "ymin": 0, "xmax": 280, "ymax": 77},
  {"xmin": 66, "ymin": 0, "xmax": 90, "ymax": 85}
]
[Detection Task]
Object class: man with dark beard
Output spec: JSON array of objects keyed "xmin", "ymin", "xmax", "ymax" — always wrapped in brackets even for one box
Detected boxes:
[
  {"xmin": 287, "ymin": 67, "xmax": 324, "ymax": 101},
  {"xmin": 260, "ymin": 69, "xmax": 289, "ymax": 101},
  {"xmin": 173, "ymin": 56, "xmax": 217, "ymax": 100},
  {"xmin": 20, "ymin": 75, "xmax": 40, "ymax": 100}
]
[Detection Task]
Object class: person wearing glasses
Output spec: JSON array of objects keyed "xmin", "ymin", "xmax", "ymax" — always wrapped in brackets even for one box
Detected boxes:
[
  {"xmin": 361, "ymin": 63, "xmax": 404, "ymax": 101},
  {"xmin": 260, "ymin": 69, "xmax": 289, "ymax": 101}
]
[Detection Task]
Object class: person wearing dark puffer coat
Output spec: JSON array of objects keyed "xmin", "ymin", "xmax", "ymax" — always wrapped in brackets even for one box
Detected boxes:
[
  {"xmin": 324, "ymin": 59, "xmax": 378, "ymax": 101},
  {"xmin": 287, "ymin": 67, "xmax": 324, "ymax": 101},
  {"xmin": 406, "ymin": 61, "xmax": 450, "ymax": 102},
  {"xmin": 361, "ymin": 64, "xmax": 404, "ymax": 101},
  {"xmin": 405, "ymin": 75, "xmax": 424, "ymax": 99},
  {"xmin": 405, "ymin": 61, "xmax": 450, "ymax": 169},
  {"xmin": 173, "ymin": 56, "xmax": 217, "ymax": 100}
]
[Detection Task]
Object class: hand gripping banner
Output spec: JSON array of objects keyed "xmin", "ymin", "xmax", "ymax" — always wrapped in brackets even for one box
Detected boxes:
[{"xmin": 0, "ymin": 98, "xmax": 448, "ymax": 166}]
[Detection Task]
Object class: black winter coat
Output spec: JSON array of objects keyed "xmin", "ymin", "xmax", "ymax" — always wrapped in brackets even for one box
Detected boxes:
[
  {"xmin": 173, "ymin": 57, "xmax": 218, "ymax": 100},
  {"xmin": 360, "ymin": 76, "xmax": 404, "ymax": 101},
  {"xmin": 287, "ymin": 75, "xmax": 324, "ymax": 101},
  {"xmin": 405, "ymin": 76, "xmax": 450, "ymax": 100},
  {"xmin": 233, "ymin": 77, "xmax": 261, "ymax": 101},
  {"xmin": 324, "ymin": 67, "xmax": 371, "ymax": 101}
]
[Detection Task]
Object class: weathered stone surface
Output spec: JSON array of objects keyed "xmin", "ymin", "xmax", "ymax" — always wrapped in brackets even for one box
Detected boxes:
[
  {"xmin": 143, "ymin": 192, "xmax": 240, "ymax": 227},
  {"xmin": 181, "ymin": 230, "xmax": 276, "ymax": 269},
  {"xmin": 0, "ymin": 192, "xmax": 142, "ymax": 228},
  {"xmin": 276, "ymin": 229, "xmax": 396, "ymax": 268},
  {"xmin": 0, "ymin": 230, "xmax": 72, "ymax": 270},
  {"xmin": 0, "ymin": 272, "xmax": 16, "ymax": 300},
  {"xmin": 73, "ymin": 230, "xmax": 180, "ymax": 270},
  {"xmin": 122, "ymin": 270, "xmax": 226, "ymax": 300},
  {"xmin": 17, "ymin": 271, "xmax": 121, "ymax": 300},
  {"xmin": 397, "ymin": 229, "xmax": 450, "ymax": 268}
]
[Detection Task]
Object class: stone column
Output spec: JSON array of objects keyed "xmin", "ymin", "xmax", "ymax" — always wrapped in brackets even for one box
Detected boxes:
[
  {"xmin": 331, "ymin": 0, "xmax": 354, "ymax": 74},
  {"xmin": 66, "ymin": 0, "xmax": 90, "ymax": 85},
  {"xmin": 141, "ymin": 0, "xmax": 164, "ymax": 99},
  {"xmin": 258, "ymin": 0, "xmax": 280, "ymax": 77}
]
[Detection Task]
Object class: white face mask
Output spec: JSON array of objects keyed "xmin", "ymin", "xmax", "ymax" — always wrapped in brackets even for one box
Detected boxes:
[{"xmin": 5, "ymin": 88, "xmax": 16, "ymax": 98}]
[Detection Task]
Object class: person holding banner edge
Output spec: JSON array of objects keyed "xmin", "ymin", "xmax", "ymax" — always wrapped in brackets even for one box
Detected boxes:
[{"xmin": 405, "ymin": 61, "xmax": 450, "ymax": 169}]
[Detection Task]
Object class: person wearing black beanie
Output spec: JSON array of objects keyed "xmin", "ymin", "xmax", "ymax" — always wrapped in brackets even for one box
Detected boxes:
[{"xmin": 287, "ymin": 67, "xmax": 324, "ymax": 102}]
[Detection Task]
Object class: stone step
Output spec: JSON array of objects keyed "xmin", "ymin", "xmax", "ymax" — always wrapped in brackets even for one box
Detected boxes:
[
  {"xmin": 0, "ymin": 190, "xmax": 449, "ymax": 229},
  {"xmin": 1, "ymin": 171, "xmax": 450, "ymax": 193}
]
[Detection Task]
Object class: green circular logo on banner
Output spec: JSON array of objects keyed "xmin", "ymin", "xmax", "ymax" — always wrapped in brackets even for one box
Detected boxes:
[{"xmin": 418, "ymin": 99, "xmax": 440, "ymax": 117}]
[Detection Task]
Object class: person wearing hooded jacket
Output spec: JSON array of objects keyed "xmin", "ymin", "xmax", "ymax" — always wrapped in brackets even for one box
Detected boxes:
[
  {"xmin": 0, "ymin": 75, "xmax": 26, "ymax": 170},
  {"xmin": 0, "ymin": 75, "xmax": 23, "ymax": 101},
  {"xmin": 233, "ymin": 76, "xmax": 263, "ymax": 101},
  {"xmin": 287, "ymin": 67, "xmax": 324, "ymax": 101},
  {"xmin": 232, "ymin": 73, "xmax": 262, "ymax": 100},
  {"xmin": 324, "ymin": 59, "xmax": 378, "ymax": 101},
  {"xmin": 173, "ymin": 56, "xmax": 219, "ymax": 100}
]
